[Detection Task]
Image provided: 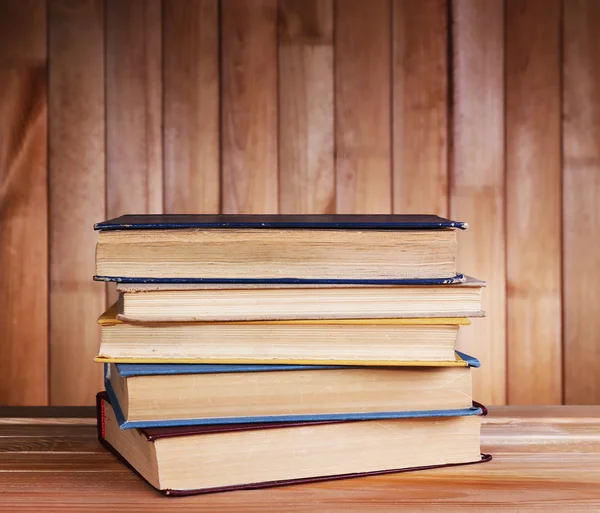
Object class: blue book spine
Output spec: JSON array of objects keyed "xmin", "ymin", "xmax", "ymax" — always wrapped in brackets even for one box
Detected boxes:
[{"xmin": 104, "ymin": 366, "xmax": 483, "ymax": 430}]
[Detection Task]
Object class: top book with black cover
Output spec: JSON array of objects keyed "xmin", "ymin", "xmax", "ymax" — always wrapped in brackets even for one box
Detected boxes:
[{"xmin": 95, "ymin": 214, "xmax": 467, "ymax": 284}]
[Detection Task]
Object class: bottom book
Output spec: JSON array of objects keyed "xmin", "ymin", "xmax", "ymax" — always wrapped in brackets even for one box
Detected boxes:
[{"xmin": 97, "ymin": 392, "xmax": 490, "ymax": 496}]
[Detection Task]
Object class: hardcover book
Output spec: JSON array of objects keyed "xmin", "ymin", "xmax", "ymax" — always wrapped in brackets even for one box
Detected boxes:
[
  {"xmin": 94, "ymin": 214, "xmax": 467, "ymax": 283},
  {"xmin": 104, "ymin": 352, "xmax": 480, "ymax": 428},
  {"xmin": 97, "ymin": 392, "xmax": 490, "ymax": 496},
  {"xmin": 116, "ymin": 276, "xmax": 486, "ymax": 322},
  {"xmin": 95, "ymin": 303, "xmax": 471, "ymax": 365}
]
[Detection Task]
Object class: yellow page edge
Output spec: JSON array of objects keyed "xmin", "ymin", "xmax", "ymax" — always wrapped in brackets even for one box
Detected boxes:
[
  {"xmin": 100, "ymin": 303, "xmax": 471, "ymax": 326},
  {"xmin": 99, "ymin": 304, "xmax": 471, "ymax": 327}
]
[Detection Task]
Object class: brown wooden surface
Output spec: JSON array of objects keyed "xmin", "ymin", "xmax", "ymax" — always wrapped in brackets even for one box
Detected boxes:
[
  {"xmin": 506, "ymin": 0, "xmax": 562, "ymax": 405},
  {"xmin": 392, "ymin": 0, "xmax": 448, "ymax": 216},
  {"xmin": 563, "ymin": 0, "xmax": 600, "ymax": 405},
  {"xmin": 163, "ymin": 0, "xmax": 220, "ymax": 214},
  {"xmin": 221, "ymin": 0, "xmax": 279, "ymax": 214},
  {"xmin": 451, "ymin": 0, "xmax": 506, "ymax": 406},
  {"xmin": 0, "ymin": 0, "xmax": 48, "ymax": 405},
  {"xmin": 278, "ymin": 0, "xmax": 335, "ymax": 214},
  {"xmin": 335, "ymin": 0, "xmax": 392, "ymax": 214},
  {"xmin": 0, "ymin": 407, "xmax": 599, "ymax": 510},
  {"xmin": 48, "ymin": 0, "xmax": 105, "ymax": 406}
]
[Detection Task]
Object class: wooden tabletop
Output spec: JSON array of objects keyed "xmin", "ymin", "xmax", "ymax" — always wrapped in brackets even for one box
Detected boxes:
[{"xmin": 1, "ymin": 406, "xmax": 599, "ymax": 511}]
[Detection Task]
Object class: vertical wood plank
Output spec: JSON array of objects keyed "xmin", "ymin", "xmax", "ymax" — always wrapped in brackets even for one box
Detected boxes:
[
  {"xmin": 221, "ymin": 0, "xmax": 278, "ymax": 213},
  {"xmin": 451, "ymin": 0, "xmax": 506, "ymax": 405},
  {"xmin": 506, "ymin": 0, "xmax": 562, "ymax": 405},
  {"xmin": 163, "ymin": 0, "xmax": 220, "ymax": 214},
  {"xmin": 0, "ymin": 0, "xmax": 48, "ymax": 405},
  {"xmin": 392, "ymin": 0, "xmax": 448, "ymax": 215},
  {"xmin": 106, "ymin": 0, "xmax": 162, "ymax": 217},
  {"xmin": 278, "ymin": 0, "xmax": 334, "ymax": 214},
  {"xmin": 563, "ymin": 0, "xmax": 600, "ymax": 404},
  {"xmin": 335, "ymin": 0, "xmax": 391, "ymax": 214},
  {"xmin": 49, "ymin": 0, "xmax": 105, "ymax": 406}
]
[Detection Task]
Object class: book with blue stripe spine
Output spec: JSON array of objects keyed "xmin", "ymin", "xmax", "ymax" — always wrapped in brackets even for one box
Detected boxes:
[
  {"xmin": 105, "ymin": 352, "xmax": 482, "ymax": 429},
  {"xmin": 95, "ymin": 214, "xmax": 467, "ymax": 284}
]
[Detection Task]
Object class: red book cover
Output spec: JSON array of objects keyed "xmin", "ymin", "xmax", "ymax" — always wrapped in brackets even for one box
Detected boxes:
[{"xmin": 97, "ymin": 392, "xmax": 491, "ymax": 496}]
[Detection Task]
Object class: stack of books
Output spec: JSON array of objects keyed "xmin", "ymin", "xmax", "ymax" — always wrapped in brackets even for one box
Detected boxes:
[{"xmin": 93, "ymin": 214, "xmax": 490, "ymax": 496}]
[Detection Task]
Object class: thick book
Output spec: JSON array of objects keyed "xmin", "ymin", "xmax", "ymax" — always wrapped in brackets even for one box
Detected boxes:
[
  {"xmin": 97, "ymin": 392, "xmax": 490, "ymax": 496},
  {"xmin": 104, "ymin": 352, "xmax": 480, "ymax": 428},
  {"xmin": 94, "ymin": 214, "xmax": 466, "ymax": 283},
  {"xmin": 116, "ymin": 276, "xmax": 486, "ymax": 322},
  {"xmin": 95, "ymin": 303, "xmax": 470, "ymax": 365}
]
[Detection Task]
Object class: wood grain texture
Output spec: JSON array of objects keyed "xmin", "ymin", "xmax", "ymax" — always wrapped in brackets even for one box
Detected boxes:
[
  {"xmin": 0, "ymin": 425, "xmax": 96, "ymax": 437},
  {"xmin": 0, "ymin": 436, "xmax": 101, "ymax": 453},
  {"xmin": 163, "ymin": 0, "xmax": 220, "ymax": 214},
  {"xmin": 563, "ymin": 0, "xmax": 600, "ymax": 404},
  {"xmin": 506, "ymin": 0, "xmax": 562, "ymax": 405},
  {"xmin": 49, "ymin": 0, "xmax": 105, "ymax": 406},
  {"xmin": 392, "ymin": 0, "xmax": 448, "ymax": 215},
  {"xmin": 0, "ymin": 407, "xmax": 599, "ymax": 510},
  {"xmin": 278, "ymin": 0, "xmax": 334, "ymax": 214},
  {"xmin": 335, "ymin": 0, "xmax": 392, "ymax": 214},
  {"xmin": 106, "ymin": 0, "xmax": 162, "ymax": 217},
  {"xmin": 221, "ymin": 0, "xmax": 278, "ymax": 214},
  {"xmin": 451, "ymin": 0, "xmax": 505, "ymax": 405},
  {"xmin": 0, "ymin": 405, "xmax": 94, "ymax": 422},
  {"xmin": 0, "ymin": 0, "xmax": 48, "ymax": 406}
]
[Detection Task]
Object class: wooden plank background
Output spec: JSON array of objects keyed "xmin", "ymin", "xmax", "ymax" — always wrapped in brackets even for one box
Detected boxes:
[
  {"xmin": 563, "ymin": 0, "xmax": 600, "ymax": 405},
  {"xmin": 451, "ymin": 0, "xmax": 506, "ymax": 405},
  {"xmin": 163, "ymin": 0, "xmax": 219, "ymax": 214},
  {"xmin": 0, "ymin": 0, "xmax": 47, "ymax": 405},
  {"xmin": 279, "ymin": 0, "xmax": 334, "ymax": 214},
  {"xmin": 505, "ymin": 0, "xmax": 562, "ymax": 405},
  {"xmin": 48, "ymin": 0, "xmax": 106, "ymax": 406},
  {"xmin": 221, "ymin": 0, "xmax": 279, "ymax": 214},
  {"xmin": 0, "ymin": 0, "xmax": 598, "ymax": 406}
]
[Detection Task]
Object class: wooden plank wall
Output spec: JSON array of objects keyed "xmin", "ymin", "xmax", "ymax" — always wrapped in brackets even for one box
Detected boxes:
[
  {"xmin": 221, "ymin": 0, "xmax": 279, "ymax": 213},
  {"xmin": 0, "ymin": 0, "xmax": 47, "ymax": 405},
  {"xmin": 506, "ymin": 0, "xmax": 562, "ymax": 405},
  {"xmin": 563, "ymin": 0, "xmax": 600, "ymax": 404},
  {"xmin": 48, "ymin": 0, "xmax": 106, "ymax": 406},
  {"xmin": 336, "ymin": 0, "xmax": 391, "ymax": 214},
  {"xmin": 279, "ymin": 0, "xmax": 334, "ymax": 214},
  {"xmin": 451, "ymin": 0, "xmax": 506, "ymax": 405},
  {"xmin": 1, "ymin": 0, "xmax": 599, "ymax": 406},
  {"xmin": 163, "ymin": 0, "xmax": 219, "ymax": 214}
]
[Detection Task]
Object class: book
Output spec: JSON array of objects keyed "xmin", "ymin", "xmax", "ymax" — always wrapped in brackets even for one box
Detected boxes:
[
  {"xmin": 104, "ymin": 352, "xmax": 480, "ymax": 428},
  {"xmin": 94, "ymin": 214, "xmax": 466, "ymax": 283},
  {"xmin": 95, "ymin": 303, "xmax": 470, "ymax": 365},
  {"xmin": 116, "ymin": 276, "xmax": 485, "ymax": 322},
  {"xmin": 97, "ymin": 392, "xmax": 489, "ymax": 495}
]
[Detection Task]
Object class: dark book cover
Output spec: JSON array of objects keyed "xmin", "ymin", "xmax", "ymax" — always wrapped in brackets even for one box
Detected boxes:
[
  {"xmin": 97, "ymin": 392, "xmax": 491, "ymax": 496},
  {"xmin": 94, "ymin": 214, "xmax": 466, "ymax": 284},
  {"xmin": 94, "ymin": 274, "xmax": 466, "ymax": 285},
  {"xmin": 95, "ymin": 214, "xmax": 468, "ymax": 231}
]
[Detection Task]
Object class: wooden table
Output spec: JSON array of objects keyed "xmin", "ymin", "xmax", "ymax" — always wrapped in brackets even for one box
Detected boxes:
[{"xmin": 1, "ymin": 406, "xmax": 599, "ymax": 511}]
